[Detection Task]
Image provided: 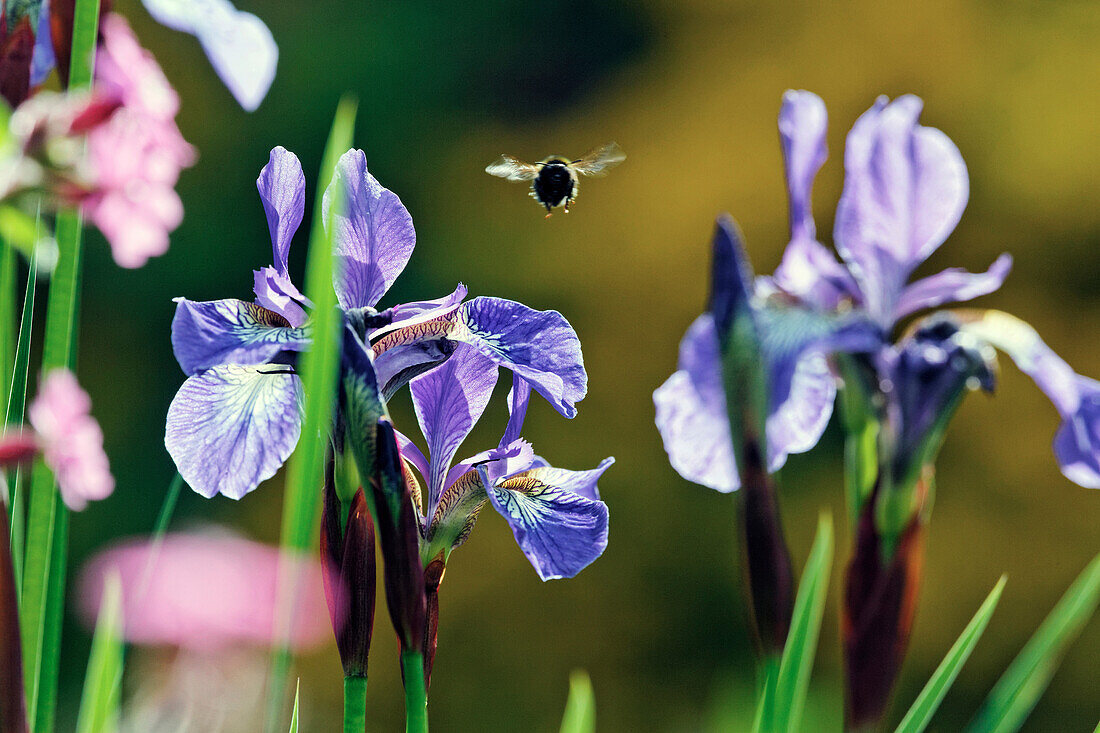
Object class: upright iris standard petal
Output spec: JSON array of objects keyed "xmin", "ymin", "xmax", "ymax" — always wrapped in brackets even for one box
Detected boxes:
[
  {"xmin": 834, "ymin": 95, "xmax": 969, "ymax": 324},
  {"xmin": 410, "ymin": 344, "xmax": 499, "ymax": 509},
  {"xmin": 324, "ymin": 149, "xmax": 416, "ymax": 310},
  {"xmin": 892, "ymin": 254, "xmax": 1013, "ymax": 322},
  {"xmin": 140, "ymin": 0, "xmax": 278, "ymax": 111},
  {"xmin": 779, "ymin": 89, "xmax": 828, "ymax": 243},
  {"xmin": 165, "ymin": 364, "xmax": 302, "ymax": 499},
  {"xmin": 171, "ymin": 298, "xmax": 311, "ymax": 376},
  {"xmin": 256, "ymin": 146, "xmax": 305, "ymax": 274},
  {"xmin": 452, "ymin": 296, "xmax": 587, "ymax": 418},
  {"xmin": 961, "ymin": 310, "xmax": 1100, "ymax": 488},
  {"xmin": 483, "ymin": 468, "xmax": 610, "ymax": 581},
  {"xmin": 654, "ymin": 315, "xmax": 738, "ymax": 492}
]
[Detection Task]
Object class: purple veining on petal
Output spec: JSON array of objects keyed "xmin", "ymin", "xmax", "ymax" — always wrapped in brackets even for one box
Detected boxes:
[
  {"xmin": 256, "ymin": 146, "xmax": 305, "ymax": 274},
  {"xmin": 410, "ymin": 343, "xmax": 498, "ymax": 516},
  {"xmin": 165, "ymin": 364, "xmax": 302, "ymax": 499},
  {"xmin": 394, "ymin": 430, "xmax": 430, "ymax": 481},
  {"xmin": 253, "ymin": 266, "xmax": 309, "ymax": 327},
  {"xmin": 170, "ymin": 298, "xmax": 311, "ymax": 376},
  {"xmin": 482, "ymin": 465, "xmax": 610, "ymax": 581},
  {"xmin": 323, "ymin": 149, "xmax": 416, "ymax": 310}
]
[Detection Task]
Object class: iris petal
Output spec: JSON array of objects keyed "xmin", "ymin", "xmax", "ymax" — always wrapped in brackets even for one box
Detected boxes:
[
  {"xmin": 141, "ymin": 0, "xmax": 278, "ymax": 111},
  {"xmin": 893, "ymin": 254, "xmax": 1012, "ymax": 322},
  {"xmin": 165, "ymin": 363, "xmax": 301, "ymax": 499},
  {"xmin": 834, "ymin": 95, "xmax": 969, "ymax": 324},
  {"xmin": 324, "ymin": 149, "xmax": 416, "ymax": 310},
  {"xmin": 171, "ymin": 298, "xmax": 311, "ymax": 376},
  {"xmin": 485, "ymin": 468, "xmax": 610, "ymax": 581},
  {"xmin": 779, "ymin": 89, "xmax": 828, "ymax": 243},
  {"xmin": 255, "ymin": 146, "xmax": 305, "ymax": 274}
]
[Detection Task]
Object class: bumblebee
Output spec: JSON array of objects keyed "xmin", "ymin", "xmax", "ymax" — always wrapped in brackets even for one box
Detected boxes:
[{"xmin": 485, "ymin": 142, "xmax": 625, "ymax": 217}]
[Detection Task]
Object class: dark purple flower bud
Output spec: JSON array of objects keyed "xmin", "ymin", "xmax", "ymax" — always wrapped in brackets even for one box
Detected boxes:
[
  {"xmin": 843, "ymin": 475, "xmax": 928, "ymax": 731},
  {"xmin": 421, "ymin": 556, "xmax": 445, "ymax": 690},
  {"xmin": 371, "ymin": 418, "xmax": 426, "ymax": 657},
  {"xmin": 321, "ymin": 466, "xmax": 376, "ymax": 679}
]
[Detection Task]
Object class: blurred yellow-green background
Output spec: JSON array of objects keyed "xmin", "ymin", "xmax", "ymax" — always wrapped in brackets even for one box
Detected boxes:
[{"xmin": 60, "ymin": 0, "xmax": 1100, "ymax": 729}]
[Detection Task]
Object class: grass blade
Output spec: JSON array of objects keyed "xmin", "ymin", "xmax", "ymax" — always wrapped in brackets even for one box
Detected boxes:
[
  {"xmin": 75, "ymin": 572, "xmax": 123, "ymax": 733},
  {"xmin": 751, "ymin": 667, "xmax": 776, "ymax": 733},
  {"xmin": 771, "ymin": 513, "xmax": 834, "ymax": 733},
  {"xmin": 559, "ymin": 670, "xmax": 595, "ymax": 733},
  {"xmin": 288, "ymin": 680, "xmax": 300, "ymax": 733},
  {"xmin": 967, "ymin": 551, "xmax": 1100, "ymax": 733},
  {"xmin": 264, "ymin": 95, "xmax": 357, "ymax": 732},
  {"xmin": 895, "ymin": 575, "xmax": 1007, "ymax": 733},
  {"xmin": 21, "ymin": 0, "xmax": 100, "ymax": 727},
  {"xmin": 0, "ymin": 239, "xmax": 15, "ymax": 418}
]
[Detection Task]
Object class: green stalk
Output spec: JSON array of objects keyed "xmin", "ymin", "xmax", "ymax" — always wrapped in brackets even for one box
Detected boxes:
[
  {"xmin": 342, "ymin": 675, "xmax": 367, "ymax": 733},
  {"xmin": 401, "ymin": 650, "xmax": 428, "ymax": 733},
  {"xmin": 21, "ymin": 0, "xmax": 100, "ymax": 729},
  {"xmin": 0, "ymin": 239, "xmax": 15, "ymax": 418}
]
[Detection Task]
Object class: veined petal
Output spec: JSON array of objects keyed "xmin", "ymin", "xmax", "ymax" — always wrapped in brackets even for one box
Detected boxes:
[
  {"xmin": 410, "ymin": 343, "xmax": 498, "ymax": 511},
  {"xmin": 165, "ymin": 364, "xmax": 302, "ymax": 499},
  {"xmin": 893, "ymin": 254, "xmax": 1012, "ymax": 322},
  {"xmin": 516, "ymin": 457, "xmax": 614, "ymax": 501},
  {"xmin": 485, "ymin": 468, "xmax": 610, "ymax": 581},
  {"xmin": 141, "ymin": 0, "xmax": 278, "ymax": 111},
  {"xmin": 255, "ymin": 146, "xmax": 305, "ymax": 273},
  {"xmin": 834, "ymin": 95, "xmax": 969, "ymax": 324},
  {"xmin": 394, "ymin": 430, "xmax": 430, "ymax": 481},
  {"xmin": 451, "ymin": 297, "xmax": 587, "ymax": 418},
  {"xmin": 384, "ymin": 284, "xmax": 468, "ymax": 328},
  {"xmin": 779, "ymin": 89, "xmax": 827, "ymax": 243},
  {"xmin": 426, "ymin": 470, "xmax": 487, "ymax": 556},
  {"xmin": 501, "ymin": 375, "xmax": 532, "ymax": 447},
  {"xmin": 171, "ymin": 298, "xmax": 310, "ymax": 375},
  {"xmin": 447, "ymin": 438, "xmax": 536, "ymax": 490},
  {"xmin": 253, "ymin": 266, "xmax": 308, "ymax": 327},
  {"xmin": 324, "ymin": 149, "xmax": 416, "ymax": 310},
  {"xmin": 652, "ymin": 315, "xmax": 738, "ymax": 493},
  {"xmin": 960, "ymin": 310, "xmax": 1100, "ymax": 488}
]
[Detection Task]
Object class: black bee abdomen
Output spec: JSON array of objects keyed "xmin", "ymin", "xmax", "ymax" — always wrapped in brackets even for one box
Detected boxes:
[{"xmin": 533, "ymin": 163, "xmax": 574, "ymax": 210}]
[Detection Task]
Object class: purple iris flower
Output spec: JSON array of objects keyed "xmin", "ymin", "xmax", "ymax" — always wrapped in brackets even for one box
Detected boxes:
[
  {"xmin": 166, "ymin": 146, "xmax": 589, "ymax": 500},
  {"xmin": 396, "ymin": 344, "xmax": 611, "ymax": 581},
  {"xmin": 653, "ymin": 217, "xmax": 878, "ymax": 492}
]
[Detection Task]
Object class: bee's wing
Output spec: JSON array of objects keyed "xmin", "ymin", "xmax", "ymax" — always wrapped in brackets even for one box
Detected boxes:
[
  {"xmin": 485, "ymin": 155, "xmax": 540, "ymax": 181},
  {"xmin": 571, "ymin": 142, "xmax": 626, "ymax": 177}
]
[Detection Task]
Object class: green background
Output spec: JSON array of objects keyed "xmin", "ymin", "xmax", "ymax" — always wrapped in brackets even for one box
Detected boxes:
[{"xmin": 58, "ymin": 0, "xmax": 1100, "ymax": 729}]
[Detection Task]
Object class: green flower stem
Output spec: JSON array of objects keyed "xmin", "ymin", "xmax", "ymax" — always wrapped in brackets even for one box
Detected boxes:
[
  {"xmin": 401, "ymin": 650, "xmax": 428, "ymax": 733},
  {"xmin": 343, "ymin": 675, "xmax": 367, "ymax": 733}
]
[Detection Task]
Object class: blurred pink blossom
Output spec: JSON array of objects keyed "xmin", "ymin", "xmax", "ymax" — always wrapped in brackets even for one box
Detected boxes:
[
  {"xmin": 28, "ymin": 369, "xmax": 113, "ymax": 511},
  {"xmin": 82, "ymin": 14, "xmax": 195, "ymax": 269},
  {"xmin": 79, "ymin": 531, "xmax": 331, "ymax": 651}
]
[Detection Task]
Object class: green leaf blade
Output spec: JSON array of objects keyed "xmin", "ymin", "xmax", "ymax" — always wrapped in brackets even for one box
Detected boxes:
[
  {"xmin": 772, "ymin": 513, "xmax": 834, "ymax": 733},
  {"xmin": 75, "ymin": 572, "xmax": 124, "ymax": 733},
  {"xmin": 967, "ymin": 551, "xmax": 1100, "ymax": 733},
  {"xmin": 895, "ymin": 575, "xmax": 1007, "ymax": 733},
  {"xmin": 559, "ymin": 670, "xmax": 595, "ymax": 733}
]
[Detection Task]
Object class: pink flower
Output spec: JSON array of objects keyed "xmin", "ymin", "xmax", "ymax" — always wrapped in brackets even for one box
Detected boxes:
[
  {"xmin": 28, "ymin": 369, "xmax": 114, "ymax": 511},
  {"xmin": 78, "ymin": 531, "xmax": 331, "ymax": 651},
  {"xmin": 81, "ymin": 14, "xmax": 195, "ymax": 269}
]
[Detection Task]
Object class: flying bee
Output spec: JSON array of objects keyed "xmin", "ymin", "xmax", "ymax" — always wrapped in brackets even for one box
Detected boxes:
[{"xmin": 485, "ymin": 142, "xmax": 625, "ymax": 217}]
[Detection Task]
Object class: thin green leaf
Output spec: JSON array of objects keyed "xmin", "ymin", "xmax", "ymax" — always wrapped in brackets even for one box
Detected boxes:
[
  {"xmin": 967, "ymin": 551, "xmax": 1100, "ymax": 733},
  {"xmin": 772, "ymin": 513, "xmax": 834, "ymax": 733},
  {"xmin": 264, "ymin": 96, "xmax": 357, "ymax": 733},
  {"xmin": 6, "ymin": 227, "xmax": 38, "ymax": 597},
  {"xmin": 895, "ymin": 575, "xmax": 1007, "ymax": 733},
  {"xmin": 0, "ymin": 239, "xmax": 15, "ymax": 416},
  {"xmin": 751, "ymin": 668, "xmax": 776, "ymax": 733},
  {"xmin": 21, "ymin": 0, "xmax": 100, "ymax": 725},
  {"xmin": 288, "ymin": 680, "xmax": 300, "ymax": 733},
  {"xmin": 559, "ymin": 670, "xmax": 595, "ymax": 733},
  {"xmin": 75, "ymin": 572, "xmax": 123, "ymax": 733}
]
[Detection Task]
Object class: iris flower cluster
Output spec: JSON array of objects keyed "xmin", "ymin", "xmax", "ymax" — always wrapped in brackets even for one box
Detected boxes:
[
  {"xmin": 164, "ymin": 145, "xmax": 611, "ymax": 683},
  {"xmin": 654, "ymin": 90, "xmax": 1100, "ymax": 729}
]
